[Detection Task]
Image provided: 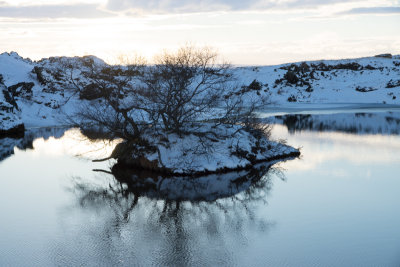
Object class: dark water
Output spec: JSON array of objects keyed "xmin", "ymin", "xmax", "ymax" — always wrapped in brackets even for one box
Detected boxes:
[{"xmin": 1, "ymin": 112, "xmax": 400, "ymax": 266}]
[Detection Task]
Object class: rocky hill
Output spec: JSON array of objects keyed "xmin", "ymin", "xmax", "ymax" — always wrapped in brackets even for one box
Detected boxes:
[
  {"xmin": 236, "ymin": 54, "xmax": 400, "ymax": 105},
  {"xmin": 0, "ymin": 51, "xmax": 399, "ymax": 135}
]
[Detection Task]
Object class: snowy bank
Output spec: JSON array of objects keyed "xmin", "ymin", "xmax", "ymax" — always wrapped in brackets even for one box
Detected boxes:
[
  {"xmin": 0, "ymin": 51, "xmax": 399, "ymax": 134},
  {"xmin": 111, "ymin": 124, "xmax": 299, "ymax": 175}
]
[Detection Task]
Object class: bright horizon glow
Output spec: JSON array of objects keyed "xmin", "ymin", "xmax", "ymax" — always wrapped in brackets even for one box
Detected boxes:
[{"xmin": 0, "ymin": 0, "xmax": 399, "ymax": 65}]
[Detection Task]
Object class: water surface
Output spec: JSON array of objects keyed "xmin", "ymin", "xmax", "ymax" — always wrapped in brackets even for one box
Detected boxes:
[{"xmin": 0, "ymin": 112, "xmax": 399, "ymax": 266}]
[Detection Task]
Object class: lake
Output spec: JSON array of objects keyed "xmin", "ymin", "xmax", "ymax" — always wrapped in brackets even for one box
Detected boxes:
[{"xmin": 1, "ymin": 109, "xmax": 400, "ymax": 266}]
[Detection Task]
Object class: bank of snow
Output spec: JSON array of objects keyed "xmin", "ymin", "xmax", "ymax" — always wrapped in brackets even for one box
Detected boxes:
[
  {"xmin": 235, "ymin": 55, "xmax": 400, "ymax": 105},
  {"xmin": 113, "ymin": 124, "xmax": 299, "ymax": 175},
  {"xmin": 1, "ymin": 51, "xmax": 399, "ymax": 132}
]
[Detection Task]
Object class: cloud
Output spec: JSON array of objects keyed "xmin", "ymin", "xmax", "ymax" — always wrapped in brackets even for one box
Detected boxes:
[
  {"xmin": 0, "ymin": 3, "xmax": 113, "ymax": 18},
  {"xmin": 0, "ymin": 0, "xmax": 398, "ymax": 18},
  {"xmin": 105, "ymin": 0, "xmax": 365, "ymax": 13},
  {"xmin": 340, "ymin": 6, "xmax": 400, "ymax": 15}
]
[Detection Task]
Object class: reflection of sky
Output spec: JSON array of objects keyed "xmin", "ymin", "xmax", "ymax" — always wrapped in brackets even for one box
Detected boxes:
[
  {"xmin": 24, "ymin": 128, "xmax": 120, "ymax": 159},
  {"xmin": 0, "ymin": 115, "xmax": 400, "ymax": 266},
  {"xmin": 272, "ymin": 124, "xmax": 400, "ymax": 172},
  {"xmin": 262, "ymin": 123, "xmax": 400, "ymax": 266}
]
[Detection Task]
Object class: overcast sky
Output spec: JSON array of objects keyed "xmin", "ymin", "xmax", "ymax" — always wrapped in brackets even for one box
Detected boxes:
[{"xmin": 0, "ymin": 0, "xmax": 399, "ymax": 65}]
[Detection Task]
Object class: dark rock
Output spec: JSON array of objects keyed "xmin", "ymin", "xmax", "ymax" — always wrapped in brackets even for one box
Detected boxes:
[
  {"xmin": 365, "ymin": 65, "xmax": 376, "ymax": 70},
  {"xmin": 386, "ymin": 79, "xmax": 400, "ymax": 88},
  {"xmin": 247, "ymin": 79, "xmax": 263, "ymax": 90},
  {"xmin": 355, "ymin": 86, "xmax": 377, "ymax": 92},
  {"xmin": 284, "ymin": 71, "xmax": 299, "ymax": 84},
  {"xmin": 2, "ymin": 89, "xmax": 18, "ymax": 110},
  {"xmin": 32, "ymin": 66, "xmax": 47, "ymax": 85},
  {"xmin": 310, "ymin": 62, "xmax": 330, "ymax": 71},
  {"xmin": 0, "ymin": 124, "xmax": 25, "ymax": 138},
  {"xmin": 274, "ymin": 78, "xmax": 284, "ymax": 85},
  {"xmin": 310, "ymin": 62, "xmax": 363, "ymax": 71},
  {"xmin": 8, "ymin": 82, "xmax": 34, "ymax": 99},
  {"xmin": 375, "ymin": 53, "xmax": 392, "ymax": 59},
  {"xmin": 334, "ymin": 62, "xmax": 362, "ymax": 71},
  {"xmin": 299, "ymin": 62, "xmax": 310, "ymax": 72},
  {"xmin": 287, "ymin": 95, "xmax": 297, "ymax": 102}
]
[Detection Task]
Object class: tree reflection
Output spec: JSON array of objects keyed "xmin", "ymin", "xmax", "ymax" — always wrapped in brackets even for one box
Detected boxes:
[
  {"xmin": 68, "ymin": 163, "xmax": 287, "ymax": 265},
  {"xmin": 72, "ymin": 162, "xmax": 285, "ymax": 221}
]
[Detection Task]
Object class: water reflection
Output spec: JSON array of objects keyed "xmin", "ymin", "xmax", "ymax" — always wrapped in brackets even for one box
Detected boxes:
[
  {"xmin": 72, "ymin": 163, "xmax": 285, "ymax": 222},
  {"xmin": 0, "ymin": 127, "xmax": 67, "ymax": 162},
  {"xmin": 0, "ymin": 127, "xmax": 118, "ymax": 163},
  {"xmin": 1, "ymin": 111, "xmax": 399, "ymax": 266},
  {"xmin": 66, "ymin": 164, "xmax": 285, "ymax": 266},
  {"xmin": 271, "ymin": 112, "xmax": 400, "ymax": 135}
]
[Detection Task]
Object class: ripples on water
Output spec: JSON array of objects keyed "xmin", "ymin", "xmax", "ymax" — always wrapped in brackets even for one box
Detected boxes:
[{"xmin": 0, "ymin": 111, "xmax": 400, "ymax": 266}]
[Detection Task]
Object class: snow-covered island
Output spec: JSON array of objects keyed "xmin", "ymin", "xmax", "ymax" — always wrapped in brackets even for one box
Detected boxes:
[{"xmin": 1, "ymin": 50, "xmax": 399, "ymax": 174}]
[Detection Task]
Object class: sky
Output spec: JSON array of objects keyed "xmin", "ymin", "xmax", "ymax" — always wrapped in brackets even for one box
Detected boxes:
[{"xmin": 0, "ymin": 0, "xmax": 399, "ymax": 65}]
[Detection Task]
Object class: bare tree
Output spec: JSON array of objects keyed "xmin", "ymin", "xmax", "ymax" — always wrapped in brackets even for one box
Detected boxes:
[
  {"xmin": 135, "ymin": 45, "xmax": 235, "ymax": 134},
  {"xmin": 66, "ymin": 56, "xmax": 148, "ymax": 141},
  {"xmin": 67, "ymin": 45, "xmax": 268, "ymax": 146}
]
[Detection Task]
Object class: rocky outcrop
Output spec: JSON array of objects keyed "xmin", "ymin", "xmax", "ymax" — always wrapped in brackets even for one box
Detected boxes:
[
  {"xmin": 0, "ymin": 124, "xmax": 24, "ymax": 138},
  {"xmin": 110, "ymin": 125, "xmax": 300, "ymax": 176},
  {"xmin": 375, "ymin": 53, "xmax": 392, "ymax": 59},
  {"xmin": 1, "ymin": 51, "xmax": 400, "ymax": 139},
  {"xmin": 0, "ymin": 82, "xmax": 24, "ymax": 137},
  {"xmin": 8, "ymin": 82, "xmax": 34, "ymax": 99}
]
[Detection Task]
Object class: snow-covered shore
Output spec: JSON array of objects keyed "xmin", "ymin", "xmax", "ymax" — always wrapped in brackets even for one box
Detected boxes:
[
  {"xmin": 0, "ymin": 51, "xmax": 399, "ymax": 134},
  {"xmin": 1, "ymin": 51, "xmax": 399, "ymax": 173},
  {"xmin": 111, "ymin": 124, "xmax": 299, "ymax": 175}
]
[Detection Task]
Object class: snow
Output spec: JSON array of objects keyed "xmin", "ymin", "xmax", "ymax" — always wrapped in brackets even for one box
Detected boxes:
[
  {"xmin": 119, "ymin": 124, "xmax": 299, "ymax": 174},
  {"xmin": 2, "ymin": 51, "xmax": 399, "ymax": 172},
  {"xmin": 234, "ymin": 56, "xmax": 400, "ymax": 106},
  {"xmin": 1, "ymin": 51, "xmax": 399, "ymax": 132}
]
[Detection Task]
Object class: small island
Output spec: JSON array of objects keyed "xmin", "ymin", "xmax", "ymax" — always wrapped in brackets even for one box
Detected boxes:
[
  {"xmin": 2, "ymin": 48, "xmax": 399, "ymax": 173},
  {"xmin": 0, "ymin": 47, "xmax": 302, "ymax": 174}
]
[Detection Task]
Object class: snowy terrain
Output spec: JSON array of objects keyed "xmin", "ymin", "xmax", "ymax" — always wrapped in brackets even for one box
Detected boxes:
[
  {"xmin": 112, "ymin": 123, "xmax": 299, "ymax": 174},
  {"xmin": 0, "ymin": 51, "xmax": 399, "ymax": 133},
  {"xmin": 1, "ymin": 51, "xmax": 399, "ymax": 172}
]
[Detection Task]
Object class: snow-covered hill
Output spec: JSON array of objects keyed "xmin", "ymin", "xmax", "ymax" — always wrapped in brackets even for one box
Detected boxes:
[
  {"xmin": 236, "ymin": 54, "xmax": 400, "ymax": 105},
  {"xmin": 0, "ymin": 51, "xmax": 399, "ymax": 134}
]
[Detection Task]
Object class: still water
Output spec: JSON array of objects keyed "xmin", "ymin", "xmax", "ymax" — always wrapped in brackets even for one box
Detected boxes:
[{"xmin": 0, "ymin": 111, "xmax": 399, "ymax": 266}]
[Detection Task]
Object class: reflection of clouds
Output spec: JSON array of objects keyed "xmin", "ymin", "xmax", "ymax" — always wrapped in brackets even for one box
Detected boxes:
[{"xmin": 272, "ymin": 124, "xmax": 400, "ymax": 172}]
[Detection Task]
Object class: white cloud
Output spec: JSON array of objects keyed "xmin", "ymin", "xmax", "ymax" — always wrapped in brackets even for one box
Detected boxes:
[
  {"xmin": 0, "ymin": 3, "xmax": 112, "ymax": 18},
  {"xmin": 0, "ymin": 0, "xmax": 397, "ymax": 18},
  {"xmin": 105, "ymin": 0, "xmax": 368, "ymax": 13},
  {"xmin": 0, "ymin": 0, "xmax": 398, "ymax": 64},
  {"xmin": 340, "ymin": 6, "xmax": 400, "ymax": 15}
]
